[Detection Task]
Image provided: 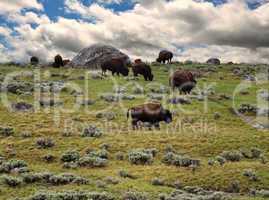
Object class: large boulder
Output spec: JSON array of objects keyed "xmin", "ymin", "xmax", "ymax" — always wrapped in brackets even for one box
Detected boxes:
[
  {"xmin": 206, "ymin": 58, "xmax": 221, "ymax": 65},
  {"xmin": 68, "ymin": 44, "xmax": 130, "ymax": 69}
]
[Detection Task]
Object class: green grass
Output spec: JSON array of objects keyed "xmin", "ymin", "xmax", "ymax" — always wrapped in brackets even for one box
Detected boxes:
[{"xmin": 0, "ymin": 63, "xmax": 268, "ymax": 199}]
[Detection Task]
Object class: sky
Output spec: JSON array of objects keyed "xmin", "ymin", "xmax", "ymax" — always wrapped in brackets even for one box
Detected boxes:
[{"xmin": 0, "ymin": 0, "xmax": 269, "ymax": 64}]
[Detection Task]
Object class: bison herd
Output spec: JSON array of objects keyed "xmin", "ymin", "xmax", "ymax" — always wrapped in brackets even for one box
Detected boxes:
[
  {"xmin": 99, "ymin": 50, "xmax": 197, "ymax": 129},
  {"xmin": 31, "ymin": 50, "xmax": 198, "ymax": 129}
]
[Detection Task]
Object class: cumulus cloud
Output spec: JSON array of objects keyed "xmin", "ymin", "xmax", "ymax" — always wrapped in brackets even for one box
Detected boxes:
[
  {"xmin": 1, "ymin": 0, "xmax": 269, "ymax": 64},
  {"xmin": 0, "ymin": 0, "xmax": 43, "ymax": 15}
]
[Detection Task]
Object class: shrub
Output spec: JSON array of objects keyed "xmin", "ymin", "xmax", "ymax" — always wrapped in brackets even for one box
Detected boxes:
[
  {"xmin": 62, "ymin": 162, "xmax": 78, "ymax": 169},
  {"xmin": 250, "ymin": 147, "xmax": 262, "ymax": 158},
  {"xmin": 122, "ymin": 191, "xmax": 148, "ymax": 200},
  {"xmin": 256, "ymin": 190, "xmax": 269, "ymax": 198},
  {"xmin": 2, "ymin": 175, "xmax": 22, "ymax": 187},
  {"xmin": 133, "ymin": 87, "xmax": 144, "ymax": 94},
  {"xmin": 23, "ymin": 172, "xmax": 89, "ymax": 186},
  {"xmin": 79, "ymin": 99, "xmax": 95, "ymax": 106},
  {"xmin": 151, "ymin": 177, "xmax": 165, "ymax": 186},
  {"xmin": 168, "ymin": 97, "xmax": 191, "ymax": 105},
  {"xmin": 22, "ymin": 173, "xmax": 42, "ymax": 184},
  {"xmin": 0, "ymin": 126, "xmax": 14, "ymax": 137},
  {"xmin": 96, "ymin": 112, "xmax": 116, "ymax": 120},
  {"xmin": 243, "ymin": 169, "xmax": 259, "ymax": 181},
  {"xmin": 99, "ymin": 143, "xmax": 111, "ymax": 150},
  {"xmin": 162, "ymin": 152, "xmax": 200, "ymax": 167},
  {"xmin": 215, "ymin": 156, "xmax": 226, "ymax": 165},
  {"xmin": 27, "ymin": 191, "xmax": 114, "ymax": 200},
  {"xmin": 114, "ymin": 87, "xmax": 126, "ymax": 94},
  {"xmin": 105, "ymin": 176, "xmax": 120, "ymax": 185},
  {"xmin": 220, "ymin": 150, "xmax": 243, "ymax": 162},
  {"xmin": 118, "ymin": 170, "xmax": 136, "ymax": 179},
  {"xmin": 100, "ymin": 94, "xmax": 120, "ymax": 102},
  {"xmin": 0, "ymin": 159, "xmax": 27, "ymax": 173},
  {"xmin": 96, "ymin": 180, "xmax": 107, "ymax": 188},
  {"xmin": 226, "ymin": 180, "xmax": 240, "ymax": 193},
  {"xmin": 86, "ymin": 149, "xmax": 109, "ymax": 159},
  {"xmin": 36, "ymin": 138, "xmax": 55, "ymax": 149},
  {"xmin": 128, "ymin": 149, "xmax": 154, "ymax": 165},
  {"xmin": 79, "ymin": 156, "xmax": 108, "ymax": 168},
  {"xmin": 61, "ymin": 150, "xmax": 80, "ymax": 163},
  {"xmin": 81, "ymin": 125, "xmax": 103, "ymax": 138},
  {"xmin": 149, "ymin": 86, "xmax": 169, "ymax": 94}
]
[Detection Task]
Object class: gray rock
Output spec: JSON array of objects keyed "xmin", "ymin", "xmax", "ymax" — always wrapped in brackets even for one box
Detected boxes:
[
  {"xmin": 168, "ymin": 97, "xmax": 191, "ymax": 105},
  {"xmin": 12, "ymin": 102, "xmax": 33, "ymax": 111},
  {"xmin": 68, "ymin": 44, "xmax": 130, "ymax": 69}
]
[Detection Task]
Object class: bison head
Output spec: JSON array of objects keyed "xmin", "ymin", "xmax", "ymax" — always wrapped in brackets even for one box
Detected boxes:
[
  {"xmin": 121, "ymin": 67, "xmax": 129, "ymax": 76},
  {"xmin": 156, "ymin": 58, "xmax": 161, "ymax": 63},
  {"xmin": 162, "ymin": 109, "xmax": 172, "ymax": 123}
]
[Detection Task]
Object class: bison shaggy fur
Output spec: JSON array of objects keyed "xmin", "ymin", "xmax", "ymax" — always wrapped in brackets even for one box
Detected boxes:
[
  {"xmin": 156, "ymin": 50, "xmax": 173, "ymax": 64},
  {"xmin": 127, "ymin": 102, "xmax": 172, "ymax": 129},
  {"xmin": 170, "ymin": 70, "xmax": 197, "ymax": 94},
  {"xmin": 101, "ymin": 58, "xmax": 129, "ymax": 77},
  {"xmin": 132, "ymin": 62, "xmax": 154, "ymax": 81}
]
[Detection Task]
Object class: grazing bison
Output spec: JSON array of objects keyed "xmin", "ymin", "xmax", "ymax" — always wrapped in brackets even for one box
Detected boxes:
[
  {"xmin": 53, "ymin": 54, "xmax": 64, "ymax": 68},
  {"xmin": 30, "ymin": 56, "xmax": 39, "ymax": 65},
  {"xmin": 132, "ymin": 61, "xmax": 154, "ymax": 81},
  {"xmin": 101, "ymin": 58, "xmax": 129, "ymax": 77},
  {"xmin": 170, "ymin": 70, "xmax": 197, "ymax": 94},
  {"xmin": 134, "ymin": 59, "xmax": 142, "ymax": 64},
  {"xmin": 156, "ymin": 50, "xmax": 173, "ymax": 64},
  {"xmin": 127, "ymin": 102, "xmax": 172, "ymax": 129},
  {"xmin": 63, "ymin": 59, "xmax": 70, "ymax": 66}
]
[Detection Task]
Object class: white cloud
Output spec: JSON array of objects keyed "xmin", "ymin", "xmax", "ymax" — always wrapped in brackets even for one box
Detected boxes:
[
  {"xmin": 0, "ymin": 0, "xmax": 43, "ymax": 15},
  {"xmin": 1, "ymin": 0, "xmax": 269, "ymax": 64},
  {"xmin": 0, "ymin": 26, "xmax": 12, "ymax": 37},
  {"xmin": 7, "ymin": 12, "xmax": 50, "ymax": 25}
]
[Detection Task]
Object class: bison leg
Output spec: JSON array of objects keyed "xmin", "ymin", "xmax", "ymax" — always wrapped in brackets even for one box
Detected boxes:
[
  {"xmin": 132, "ymin": 119, "xmax": 139, "ymax": 130},
  {"xmin": 143, "ymin": 75, "xmax": 147, "ymax": 81},
  {"xmin": 154, "ymin": 123, "xmax": 160, "ymax": 130}
]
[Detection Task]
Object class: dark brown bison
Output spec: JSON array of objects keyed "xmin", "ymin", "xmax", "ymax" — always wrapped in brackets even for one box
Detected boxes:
[
  {"xmin": 101, "ymin": 58, "xmax": 129, "ymax": 77},
  {"xmin": 156, "ymin": 50, "xmax": 173, "ymax": 64},
  {"xmin": 53, "ymin": 54, "xmax": 64, "ymax": 68},
  {"xmin": 63, "ymin": 59, "xmax": 70, "ymax": 66},
  {"xmin": 170, "ymin": 70, "xmax": 197, "ymax": 94},
  {"xmin": 30, "ymin": 56, "xmax": 39, "ymax": 65},
  {"xmin": 127, "ymin": 102, "xmax": 172, "ymax": 129},
  {"xmin": 132, "ymin": 61, "xmax": 154, "ymax": 81},
  {"xmin": 134, "ymin": 59, "xmax": 142, "ymax": 64}
]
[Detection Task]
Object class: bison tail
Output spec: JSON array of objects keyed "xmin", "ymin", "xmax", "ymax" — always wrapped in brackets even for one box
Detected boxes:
[{"xmin": 127, "ymin": 109, "xmax": 131, "ymax": 119}]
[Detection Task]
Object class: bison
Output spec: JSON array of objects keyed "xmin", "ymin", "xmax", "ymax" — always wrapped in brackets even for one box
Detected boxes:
[
  {"xmin": 53, "ymin": 54, "xmax": 64, "ymax": 68},
  {"xmin": 63, "ymin": 59, "xmax": 70, "ymax": 66},
  {"xmin": 127, "ymin": 102, "xmax": 172, "ymax": 130},
  {"xmin": 132, "ymin": 61, "xmax": 154, "ymax": 81},
  {"xmin": 30, "ymin": 56, "xmax": 39, "ymax": 65},
  {"xmin": 101, "ymin": 58, "xmax": 129, "ymax": 77},
  {"xmin": 156, "ymin": 50, "xmax": 173, "ymax": 64},
  {"xmin": 170, "ymin": 70, "xmax": 197, "ymax": 94}
]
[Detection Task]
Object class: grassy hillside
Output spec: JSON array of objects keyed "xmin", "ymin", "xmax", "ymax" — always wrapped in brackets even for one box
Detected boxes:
[{"xmin": 0, "ymin": 63, "xmax": 268, "ymax": 200}]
